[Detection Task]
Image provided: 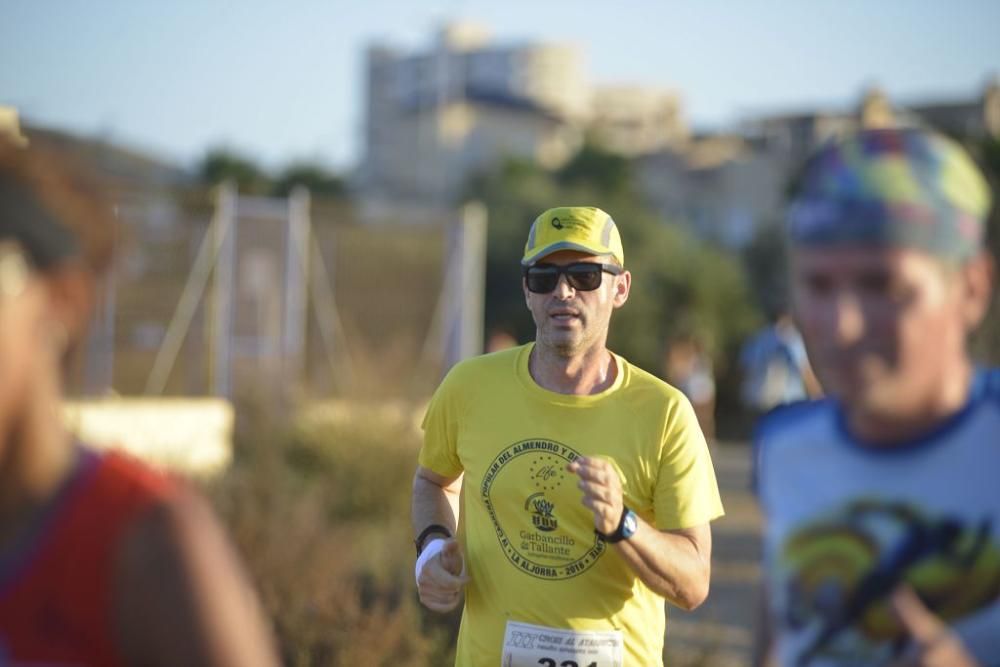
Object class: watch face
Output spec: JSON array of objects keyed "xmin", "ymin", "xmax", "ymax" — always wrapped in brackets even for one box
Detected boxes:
[{"xmin": 622, "ymin": 510, "xmax": 638, "ymax": 538}]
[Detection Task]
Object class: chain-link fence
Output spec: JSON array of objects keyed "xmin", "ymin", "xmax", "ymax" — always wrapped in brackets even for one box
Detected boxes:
[{"xmin": 70, "ymin": 185, "xmax": 474, "ymax": 408}]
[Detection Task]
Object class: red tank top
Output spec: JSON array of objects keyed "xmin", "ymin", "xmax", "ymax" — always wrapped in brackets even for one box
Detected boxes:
[{"xmin": 0, "ymin": 448, "xmax": 176, "ymax": 666}]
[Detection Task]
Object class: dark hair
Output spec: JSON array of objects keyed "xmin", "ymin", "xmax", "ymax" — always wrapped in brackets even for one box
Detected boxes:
[{"xmin": 0, "ymin": 139, "xmax": 116, "ymax": 275}]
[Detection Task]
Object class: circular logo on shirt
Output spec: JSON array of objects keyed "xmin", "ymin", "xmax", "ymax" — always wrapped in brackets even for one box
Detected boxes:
[
  {"xmin": 480, "ymin": 438, "xmax": 606, "ymax": 580},
  {"xmin": 780, "ymin": 499, "xmax": 1000, "ymax": 663}
]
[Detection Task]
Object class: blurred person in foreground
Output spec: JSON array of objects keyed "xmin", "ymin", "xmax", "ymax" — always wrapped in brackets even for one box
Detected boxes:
[
  {"xmin": 0, "ymin": 140, "xmax": 278, "ymax": 665},
  {"xmin": 754, "ymin": 127, "xmax": 999, "ymax": 666},
  {"xmin": 412, "ymin": 206, "xmax": 724, "ymax": 665}
]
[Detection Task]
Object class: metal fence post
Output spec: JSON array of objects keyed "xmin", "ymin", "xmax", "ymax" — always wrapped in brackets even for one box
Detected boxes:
[{"xmin": 443, "ymin": 201, "xmax": 487, "ymax": 371}]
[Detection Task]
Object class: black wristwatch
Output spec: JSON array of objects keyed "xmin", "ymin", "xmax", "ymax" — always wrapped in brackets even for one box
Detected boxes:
[
  {"xmin": 414, "ymin": 524, "xmax": 452, "ymax": 554},
  {"xmin": 596, "ymin": 506, "xmax": 638, "ymax": 543}
]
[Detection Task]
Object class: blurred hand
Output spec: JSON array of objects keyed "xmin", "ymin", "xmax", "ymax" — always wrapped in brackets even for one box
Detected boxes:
[
  {"xmin": 888, "ymin": 586, "xmax": 979, "ymax": 667},
  {"xmin": 567, "ymin": 456, "xmax": 624, "ymax": 536},
  {"xmin": 415, "ymin": 538, "xmax": 468, "ymax": 613}
]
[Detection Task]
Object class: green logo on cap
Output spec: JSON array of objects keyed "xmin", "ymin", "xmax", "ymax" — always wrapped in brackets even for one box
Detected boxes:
[{"xmin": 551, "ymin": 217, "xmax": 563, "ymax": 230}]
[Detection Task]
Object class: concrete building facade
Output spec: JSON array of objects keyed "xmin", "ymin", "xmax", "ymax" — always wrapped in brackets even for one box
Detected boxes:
[
  {"xmin": 361, "ymin": 22, "xmax": 692, "ymax": 204},
  {"xmin": 362, "ymin": 23, "xmax": 589, "ymax": 203}
]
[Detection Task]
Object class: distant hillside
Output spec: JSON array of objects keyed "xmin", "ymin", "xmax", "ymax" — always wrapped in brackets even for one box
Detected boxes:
[{"xmin": 24, "ymin": 124, "xmax": 192, "ymax": 192}]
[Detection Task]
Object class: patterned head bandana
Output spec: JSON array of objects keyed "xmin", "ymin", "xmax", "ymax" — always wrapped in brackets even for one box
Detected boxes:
[{"xmin": 788, "ymin": 128, "xmax": 992, "ymax": 260}]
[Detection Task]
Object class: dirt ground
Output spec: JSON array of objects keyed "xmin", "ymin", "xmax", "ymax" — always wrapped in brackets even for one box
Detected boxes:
[{"xmin": 664, "ymin": 442, "xmax": 762, "ymax": 666}]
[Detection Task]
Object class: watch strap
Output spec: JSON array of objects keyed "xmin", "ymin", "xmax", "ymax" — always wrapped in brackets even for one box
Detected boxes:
[
  {"xmin": 595, "ymin": 506, "xmax": 634, "ymax": 543},
  {"xmin": 414, "ymin": 524, "xmax": 452, "ymax": 554}
]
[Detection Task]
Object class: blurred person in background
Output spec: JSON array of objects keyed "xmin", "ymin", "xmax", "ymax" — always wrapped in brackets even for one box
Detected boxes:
[
  {"xmin": 754, "ymin": 127, "xmax": 999, "ymax": 666},
  {"xmin": 664, "ymin": 332, "xmax": 716, "ymax": 441},
  {"xmin": 740, "ymin": 309, "xmax": 822, "ymax": 416},
  {"xmin": 0, "ymin": 140, "xmax": 278, "ymax": 666},
  {"xmin": 412, "ymin": 206, "xmax": 724, "ymax": 666},
  {"xmin": 484, "ymin": 325, "xmax": 518, "ymax": 353}
]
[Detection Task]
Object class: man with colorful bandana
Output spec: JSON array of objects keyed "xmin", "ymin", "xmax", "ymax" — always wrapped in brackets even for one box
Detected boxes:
[
  {"xmin": 755, "ymin": 127, "xmax": 999, "ymax": 666},
  {"xmin": 412, "ymin": 206, "xmax": 725, "ymax": 666}
]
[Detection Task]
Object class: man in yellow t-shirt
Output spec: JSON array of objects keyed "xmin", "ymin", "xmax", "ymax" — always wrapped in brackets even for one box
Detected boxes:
[{"xmin": 412, "ymin": 206, "xmax": 725, "ymax": 666}]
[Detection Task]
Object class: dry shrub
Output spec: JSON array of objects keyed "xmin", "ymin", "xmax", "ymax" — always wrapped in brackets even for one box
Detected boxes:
[{"xmin": 207, "ymin": 404, "xmax": 458, "ymax": 666}]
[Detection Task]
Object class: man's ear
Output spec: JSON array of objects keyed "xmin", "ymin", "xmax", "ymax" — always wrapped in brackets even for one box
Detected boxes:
[
  {"xmin": 612, "ymin": 270, "xmax": 631, "ymax": 309},
  {"xmin": 41, "ymin": 262, "xmax": 95, "ymax": 352},
  {"xmin": 958, "ymin": 252, "xmax": 994, "ymax": 330}
]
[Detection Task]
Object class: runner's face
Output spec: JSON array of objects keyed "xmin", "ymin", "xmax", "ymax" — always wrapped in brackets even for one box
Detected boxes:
[
  {"xmin": 791, "ymin": 246, "xmax": 973, "ymax": 418},
  {"xmin": 0, "ymin": 245, "xmax": 46, "ymax": 452},
  {"xmin": 523, "ymin": 250, "xmax": 630, "ymax": 358}
]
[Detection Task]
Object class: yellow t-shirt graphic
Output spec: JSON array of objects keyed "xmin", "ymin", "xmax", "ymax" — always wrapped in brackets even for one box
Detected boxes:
[{"xmin": 419, "ymin": 344, "xmax": 724, "ymax": 665}]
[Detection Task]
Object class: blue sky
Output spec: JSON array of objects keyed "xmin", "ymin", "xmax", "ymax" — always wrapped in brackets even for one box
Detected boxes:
[{"xmin": 2, "ymin": 1, "xmax": 998, "ymax": 171}]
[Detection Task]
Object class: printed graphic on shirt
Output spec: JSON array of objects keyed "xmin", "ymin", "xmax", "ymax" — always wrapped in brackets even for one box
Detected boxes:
[
  {"xmin": 778, "ymin": 499, "xmax": 1000, "ymax": 664},
  {"xmin": 481, "ymin": 438, "xmax": 606, "ymax": 580}
]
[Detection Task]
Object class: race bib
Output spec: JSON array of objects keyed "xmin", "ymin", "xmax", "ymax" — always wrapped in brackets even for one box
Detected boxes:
[{"xmin": 501, "ymin": 620, "xmax": 624, "ymax": 667}]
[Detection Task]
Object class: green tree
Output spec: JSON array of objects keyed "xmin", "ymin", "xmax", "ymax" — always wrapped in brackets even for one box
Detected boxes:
[
  {"xmin": 464, "ymin": 147, "xmax": 760, "ymax": 391},
  {"xmin": 556, "ymin": 142, "xmax": 634, "ymax": 197},
  {"xmin": 273, "ymin": 162, "xmax": 346, "ymax": 198},
  {"xmin": 741, "ymin": 221, "xmax": 791, "ymax": 320},
  {"xmin": 198, "ymin": 148, "xmax": 270, "ymax": 194},
  {"xmin": 969, "ymin": 136, "xmax": 1000, "ymax": 363}
]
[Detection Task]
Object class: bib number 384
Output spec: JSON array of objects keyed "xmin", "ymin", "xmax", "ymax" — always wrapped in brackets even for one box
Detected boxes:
[{"xmin": 501, "ymin": 620, "xmax": 624, "ymax": 667}]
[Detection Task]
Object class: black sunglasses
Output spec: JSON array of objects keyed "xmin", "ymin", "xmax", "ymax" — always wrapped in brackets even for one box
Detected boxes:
[{"xmin": 523, "ymin": 262, "xmax": 623, "ymax": 294}]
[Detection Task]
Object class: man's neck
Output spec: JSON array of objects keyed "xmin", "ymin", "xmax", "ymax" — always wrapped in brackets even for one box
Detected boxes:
[
  {"xmin": 529, "ymin": 342, "xmax": 617, "ymax": 396},
  {"xmin": 845, "ymin": 362, "xmax": 975, "ymax": 446}
]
